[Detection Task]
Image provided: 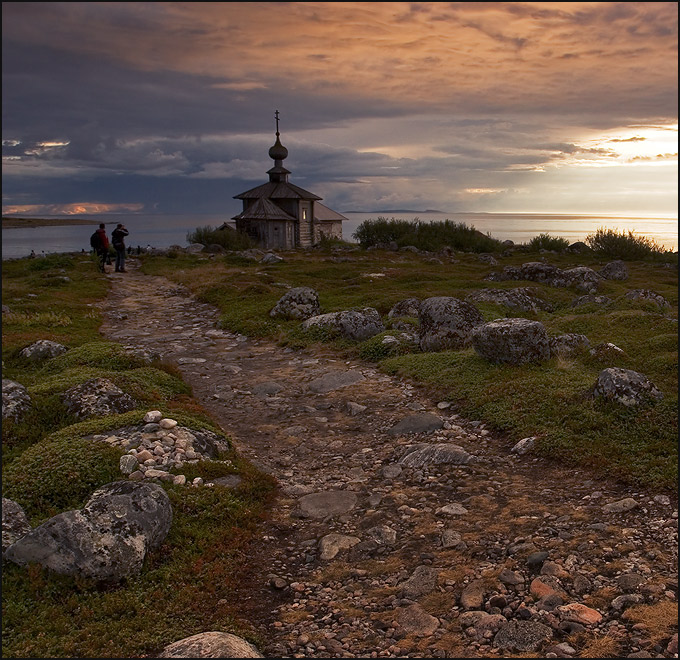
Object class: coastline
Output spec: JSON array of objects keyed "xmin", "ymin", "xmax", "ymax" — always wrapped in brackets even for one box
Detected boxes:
[{"xmin": 2, "ymin": 217, "xmax": 100, "ymax": 229}]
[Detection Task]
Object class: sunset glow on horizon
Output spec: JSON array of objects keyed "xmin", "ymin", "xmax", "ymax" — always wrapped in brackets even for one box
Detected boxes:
[{"xmin": 2, "ymin": 2, "xmax": 677, "ymax": 222}]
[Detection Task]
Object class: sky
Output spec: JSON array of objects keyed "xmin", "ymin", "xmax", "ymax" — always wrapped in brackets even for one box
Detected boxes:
[{"xmin": 2, "ymin": 1, "xmax": 678, "ymax": 219}]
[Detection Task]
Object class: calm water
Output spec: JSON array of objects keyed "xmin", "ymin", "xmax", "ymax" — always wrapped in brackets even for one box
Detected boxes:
[{"xmin": 2, "ymin": 212, "xmax": 677, "ymax": 260}]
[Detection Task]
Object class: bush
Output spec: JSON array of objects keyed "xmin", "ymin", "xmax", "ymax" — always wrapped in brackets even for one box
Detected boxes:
[
  {"xmin": 585, "ymin": 228, "xmax": 667, "ymax": 260},
  {"xmin": 187, "ymin": 225, "xmax": 255, "ymax": 251},
  {"xmin": 353, "ymin": 217, "xmax": 503, "ymax": 253},
  {"xmin": 529, "ymin": 233, "xmax": 570, "ymax": 251},
  {"xmin": 2, "ymin": 436, "xmax": 123, "ymax": 522}
]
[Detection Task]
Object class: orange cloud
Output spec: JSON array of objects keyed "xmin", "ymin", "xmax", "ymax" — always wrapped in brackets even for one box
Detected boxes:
[{"xmin": 3, "ymin": 203, "xmax": 145, "ymax": 216}]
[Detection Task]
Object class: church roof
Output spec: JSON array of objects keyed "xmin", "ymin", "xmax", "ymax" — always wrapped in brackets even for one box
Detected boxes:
[
  {"xmin": 231, "ymin": 197, "xmax": 297, "ymax": 222},
  {"xmin": 234, "ymin": 181, "xmax": 322, "ymax": 201},
  {"xmin": 314, "ymin": 202, "xmax": 348, "ymax": 222}
]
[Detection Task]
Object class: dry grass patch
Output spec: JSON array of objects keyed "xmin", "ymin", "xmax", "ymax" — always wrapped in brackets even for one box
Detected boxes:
[
  {"xmin": 279, "ymin": 609, "xmax": 312, "ymax": 625},
  {"xmin": 437, "ymin": 565, "xmax": 474, "ymax": 585},
  {"xmin": 584, "ymin": 586, "xmax": 618, "ymax": 610},
  {"xmin": 572, "ymin": 632, "xmax": 622, "ymax": 658},
  {"xmin": 313, "ymin": 561, "xmax": 353, "ymax": 583},
  {"xmin": 598, "ymin": 559, "xmax": 627, "ymax": 577},
  {"xmin": 356, "ymin": 556, "xmax": 404, "ymax": 577},
  {"xmin": 420, "ymin": 591, "xmax": 457, "ymax": 617},
  {"xmin": 622, "ymin": 601, "xmax": 678, "ymax": 645}
]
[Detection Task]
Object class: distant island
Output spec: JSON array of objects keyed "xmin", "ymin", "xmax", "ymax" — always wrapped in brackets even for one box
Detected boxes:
[
  {"xmin": 2, "ymin": 216, "xmax": 100, "ymax": 229},
  {"xmin": 342, "ymin": 209, "xmax": 446, "ymax": 214}
]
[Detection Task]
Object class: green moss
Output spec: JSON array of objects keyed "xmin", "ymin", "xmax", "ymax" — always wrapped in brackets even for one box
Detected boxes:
[{"xmin": 40, "ymin": 341, "xmax": 149, "ymax": 374}]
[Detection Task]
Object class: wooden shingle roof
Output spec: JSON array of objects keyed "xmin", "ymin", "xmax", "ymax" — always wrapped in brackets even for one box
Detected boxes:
[
  {"xmin": 231, "ymin": 197, "xmax": 297, "ymax": 222},
  {"xmin": 234, "ymin": 181, "xmax": 322, "ymax": 201},
  {"xmin": 314, "ymin": 202, "xmax": 348, "ymax": 222}
]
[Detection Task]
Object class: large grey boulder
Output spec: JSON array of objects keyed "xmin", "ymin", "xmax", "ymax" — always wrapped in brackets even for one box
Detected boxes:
[
  {"xmin": 593, "ymin": 368, "xmax": 663, "ymax": 407},
  {"xmin": 61, "ymin": 378, "xmax": 137, "ymax": 419},
  {"xmin": 549, "ymin": 333, "xmax": 590, "ymax": 358},
  {"xmin": 472, "ymin": 318, "xmax": 550, "ymax": 364},
  {"xmin": 624, "ymin": 289, "xmax": 670, "ymax": 309},
  {"xmin": 302, "ymin": 308, "xmax": 384, "ymax": 341},
  {"xmin": 2, "ymin": 379, "xmax": 32, "ymax": 422},
  {"xmin": 270, "ymin": 287, "xmax": 320, "ymax": 320},
  {"xmin": 466, "ymin": 287, "xmax": 553, "ymax": 313},
  {"xmin": 599, "ymin": 260, "xmax": 628, "ymax": 280},
  {"xmin": 418, "ymin": 297, "xmax": 484, "ymax": 352},
  {"xmin": 2, "ymin": 498, "xmax": 32, "ymax": 555},
  {"xmin": 159, "ymin": 632, "xmax": 263, "ymax": 658},
  {"xmin": 399, "ymin": 443, "xmax": 474, "ymax": 467},
  {"xmin": 388, "ymin": 298, "xmax": 421, "ymax": 319},
  {"xmin": 561, "ymin": 266, "xmax": 602, "ymax": 292},
  {"xmin": 19, "ymin": 339, "xmax": 68, "ymax": 362},
  {"xmin": 4, "ymin": 481, "xmax": 172, "ymax": 581}
]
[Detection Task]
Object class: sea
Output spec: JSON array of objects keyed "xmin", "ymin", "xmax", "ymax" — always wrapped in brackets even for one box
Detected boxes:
[{"xmin": 2, "ymin": 211, "xmax": 677, "ymax": 260}]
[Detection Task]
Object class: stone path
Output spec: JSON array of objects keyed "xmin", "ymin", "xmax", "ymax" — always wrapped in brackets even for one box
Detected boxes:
[{"xmin": 98, "ymin": 260, "xmax": 678, "ymax": 659}]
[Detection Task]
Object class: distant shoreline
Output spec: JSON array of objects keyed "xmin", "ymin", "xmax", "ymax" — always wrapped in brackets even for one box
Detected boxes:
[{"xmin": 2, "ymin": 217, "xmax": 101, "ymax": 229}]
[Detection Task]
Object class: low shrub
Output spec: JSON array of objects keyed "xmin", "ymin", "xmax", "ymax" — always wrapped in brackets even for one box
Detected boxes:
[
  {"xmin": 585, "ymin": 227, "xmax": 667, "ymax": 260},
  {"xmin": 358, "ymin": 331, "xmax": 416, "ymax": 361},
  {"xmin": 187, "ymin": 225, "xmax": 255, "ymax": 251},
  {"xmin": 529, "ymin": 233, "xmax": 570, "ymax": 252},
  {"xmin": 39, "ymin": 341, "xmax": 150, "ymax": 374}
]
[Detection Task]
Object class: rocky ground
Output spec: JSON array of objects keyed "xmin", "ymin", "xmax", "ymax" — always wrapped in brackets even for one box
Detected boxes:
[{"xmin": 98, "ymin": 259, "xmax": 678, "ymax": 659}]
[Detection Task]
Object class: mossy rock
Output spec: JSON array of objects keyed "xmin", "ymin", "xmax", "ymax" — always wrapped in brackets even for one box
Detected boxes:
[{"xmin": 40, "ymin": 341, "xmax": 150, "ymax": 374}]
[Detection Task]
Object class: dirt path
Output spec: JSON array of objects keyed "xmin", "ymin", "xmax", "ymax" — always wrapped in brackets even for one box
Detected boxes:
[{"xmin": 98, "ymin": 260, "xmax": 677, "ymax": 659}]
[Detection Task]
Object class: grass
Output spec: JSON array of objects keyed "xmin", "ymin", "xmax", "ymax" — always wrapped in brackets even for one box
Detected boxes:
[
  {"xmin": 1, "ymin": 254, "xmax": 276, "ymax": 658},
  {"xmin": 138, "ymin": 243, "xmax": 677, "ymax": 491},
  {"xmin": 586, "ymin": 227, "xmax": 668, "ymax": 260}
]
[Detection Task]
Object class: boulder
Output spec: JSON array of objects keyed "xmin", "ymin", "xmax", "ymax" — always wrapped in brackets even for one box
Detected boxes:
[
  {"xmin": 61, "ymin": 378, "xmax": 137, "ymax": 419},
  {"xmin": 593, "ymin": 368, "xmax": 663, "ymax": 407},
  {"xmin": 260, "ymin": 252, "xmax": 283, "ymax": 264},
  {"xmin": 318, "ymin": 533, "xmax": 361, "ymax": 560},
  {"xmin": 568, "ymin": 241, "xmax": 590, "ymax": 253},
  {"xmin": 418, "ymin": 297, "xmax": 484, "ymax": 352},
  {"xmin": 493, "ymin": 620, "xmax": 553, "ymax": 652},
  {"xmin": 466, "ymin": 287, "xmax": 553, "ymax": 313},
  {"xmin": 472, "ymin": 318, "xmax": 550, "ymax": 364},
  {"xmin": 302, "ymin": 308, "xmax": 384, "ymax": 341},
  {"xmin": 589, "ymin": 342, "xmax": 626, "ymax": 361},
  {"xmin": 401, "ymin": 565, "xmax": 440, "ymax": 598},
  {"xmin": 2, "ymin": 498, "xmax": 32, "ymax": 555},
  {"xmin": 297, "ymin": 491, "xmax": 357, "ymax": 519},
  {"xmin": 549, "ymin": 333, "xmax": 590, "ymax": 358},
  {"xmin": 308, "ymin": 370, "xmax": 365, "ymax": 394},
  {"xmin": 388, "ymin": 413, "xmax": 444, "ymax": 436},
  {"xmin": 270, "ymin": 287, "xmax": 320, "ymax": 320},
  {"xmin": 19, "ymin": 339, "xmax": 68, "ymax": 362},
  {"xmin": 561, "ymin": 266, "xmax": 603, "ymax": 292},
  {"xmin": 387, "ymin": 298, "xmax": 421, "ymax": 319},
  {"xmin": 396, "ymin": 603, "xmax": 440, "ymax": 637},
  {"xmin": 399, "ymin": 442, "xmax": 474, "ymax": 466},
  {"xmin": 624, "ymin": 289, "xmax": 670, "ymax": 309},
  {"xmin": 4, "ymin": 481, "xmax": 172, "ymax": 581},
  {"xmin": 185, "ymin": 243, "xmax": 205, "ymax": 254},
  {"xmin": 2, "ymin": 379, "xmax": 32, "ymax": 422},
  {"xmin": 159, "ymin": 632, "xmax": 263, "ymax": 658},
  {"xmin": 599, "ymin": 260, "xmax": 629, "ymax": 280}
]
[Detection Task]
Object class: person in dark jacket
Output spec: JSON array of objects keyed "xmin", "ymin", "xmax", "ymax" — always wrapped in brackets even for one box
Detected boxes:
[
  {"xmin": 111, "ymin": 223, "xmax": 129, "ymax": 272},
  {"xmin": 93, "ymin": 223, "xmax": 110, "ymax": 272}
]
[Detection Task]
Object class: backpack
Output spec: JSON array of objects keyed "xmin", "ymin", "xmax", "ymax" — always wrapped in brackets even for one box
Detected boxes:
[{"xmin": 90, "ymin": 231, "xmax": 102, "ymax": 250}]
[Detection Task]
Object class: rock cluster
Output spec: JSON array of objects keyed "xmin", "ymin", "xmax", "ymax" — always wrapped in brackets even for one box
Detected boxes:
[
  {"xmin": 624, "ymin": 289, "xmax": 670, "ymax": 309},
  {"xmin": 466, "ymin": 287, "xmax": 553, "ymax": 313},
  {"xmin": 486, "ymin": 262, "xmax": 603, "ymax": 292}
]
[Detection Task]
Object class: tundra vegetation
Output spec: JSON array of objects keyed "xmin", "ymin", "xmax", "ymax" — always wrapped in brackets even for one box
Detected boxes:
[{"xmin": 1, "ymin": 225, "xmax": 676, "ymax": 657}]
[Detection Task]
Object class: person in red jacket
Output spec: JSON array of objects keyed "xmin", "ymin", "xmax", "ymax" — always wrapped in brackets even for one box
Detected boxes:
[{"xmin": 93, "ymin": 223, "xmax": 110, "ymax": 272}]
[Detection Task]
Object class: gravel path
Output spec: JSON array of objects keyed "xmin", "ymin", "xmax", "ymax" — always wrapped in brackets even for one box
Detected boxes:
[{"xmin": 98, "ymin": 260, "xmax": 678, "ymax": 659}]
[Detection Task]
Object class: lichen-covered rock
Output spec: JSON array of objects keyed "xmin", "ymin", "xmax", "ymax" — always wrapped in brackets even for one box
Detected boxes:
[
  {"xmin": 4, "ymin": 481, "xmax": 172, "ymax": 581},
  {"xmin": 2, "ymin": 498, "xmax": 32, "ymax": 555},
  {"xmin": 418, "ymin": 297, "xmax": 484, "ymax": 352},
  {"xmin": 2, "ymin": 379, "xmax": 32, "ymax": 422},
  {"xmin": 561, "ymin": 266, "xmax": 603, "ymax": 292},
  {"xmin": 302, "ymin": 308, "xmax": 384, "ymax": 341},
  {"xmin": 159, "ymin": 632, "xmax": 263, "ymax": 658},
  {"xmin": 270, "ymin": 287, "xmax": 320, "ymax": 320},
  {"xmin": 399, "ymin": 442, "xmax": 474, "ymax": 466},
  {"xmin": 599, "ymin": 260, "xmax": 629, "ymax": 280},
  {"xmin": 466, "ymin": 287, "xmax": 553, "ymax": 313},
  {"xmin": 624, "ymin": 289, "xmax": 670, "ymax": 309},
  {"xmin": 261, "ymin": 252, "xmax": 283, "ymax": 264},
  {"xmin": 549, "ymin": 333, "xmax": 590, "ymax": 358},
  {"xmin": 472, "ymin": 318, "xmax": 550, "ymax": 364},
  {"xmin": 387, "ymin": 298, "xmax": 421, "ymax": 319},
  {"xmin": 589, "ymin": 342, "xmax": 626, "ymax": 361},
  {"xmin": 487, "ymin": 262, "xmax": 601, "ymax": 291},
  {"xmin": 594, "ymin": 368, "xmax": 663, "ymax": 407},
  {"xmin": 493, "ymin": 620, "xmax": 553, "ymax": 652},
  {"xmin": 19, "ymin": 339, "xmax": 68, "ymax": 362},
  {"xmin": 61, "ymin": 378, "xmax": 137, "ymax": 419}
]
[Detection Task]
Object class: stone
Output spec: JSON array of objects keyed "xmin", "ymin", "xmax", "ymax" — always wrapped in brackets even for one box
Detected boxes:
[
  {"xmin": 2, "ymin": 498, "xmax": 32, "ymax": 555},
  {"xmin": 436, "ymin": 503, "xmax": 468, "ymax": 516},
  {"xmin": 388, "ymin": 413, "xmax": 444, "ymax": 436},
  {"xmin": 624, "ymin": 289, "xmax": 670, "ymax": 309},
  {"xmin": 441, "ymin": 529, "xmax": 466, "ymax": 549},
  {"xmin": 270, "ymin": 287, "xmax": 321, "ymax": 320},
  {"xmin": 401, "ymin": 565, "xmax": 440, "ymax": 598},
  {"xmin": 602, "ymin": 498, "xmax": 639, "ymax": 513},
  {"xmin": 460, "ymin": 579, "xmax": 487, "ymax": 609},
  {"xmin": 308, "ymin": 370, "xmax": 365, "ymax": 393},
  {"xmin": 396, "ymin": 603, "xmax": 440, "ymax": 637},
  {"xmin": 556, "ymin": 603, "xmax": 602, "ymax": 625},
  {"xmin": 19, "ymin": 339, "xmax": 68, "ymax": 362},
  {"xmin": 261, "ymin": 252, "xmax": 283, "ymax": 264},
  {"xmin": 61, "ymin": 378, "xmax": 137, "ymax": 419},
  {"xmin": 510, "ymin": 436, "xmax": 535, "ymax": 455},
  {"xmin": 346, "ymin": 401, "xmax": 367, "ymax": 416},
  {"xmin": 472, "ymin": 318, "xmax": 550, "ymax": 364},
  {"xmin": 599, "ymin": 260, "xmax": 629, "ymax": 280},
  {"xmin": 616, "ymin": 573, "xmax": 645, "ymax": 592},
  {"xmin": 119, "ymin": 454, "xmax": 139, "ymax": 475},
  {"xmin": 143, "ymin": 410, "xmax": 163, "ymax": 423},
  {"xmin": 418, "ymin": 296, "xmax": 484, "ymax": 352},
  {"xmin": 159, "ymin": 418, "xmax": 178, "ymax": 429},
  {"xmin": 5, "ymin": 481, "xmax": 172, "ymax": 581},
  {"xmin": 530, "ymin": 576, "xmax": 566, "ymax": 599},
  {"xmin": 549, "ymin": 333, "xmax": 590, "ymax": 358},
  {"xmin": 302, "ymin": 308, "xmax": 384, "ymax": 341},
  {"xmin": 466, "ymin": 287, "xmax": 552, "ymax": 313},
  {"xmin": 388, "ymin": 298, "xmax": 422, "ymax": 319},
  {"xmin": 297, "ymin": 491, "xmax": 357, "ymax": 519},
  {"xmin": 498, "ymin": 569, "xmax": 525, "ymax": 586},
  {"xmin": 365, "ymin": 525, "xmax": 397, "ymax": 545},
  {"xmin": 526, "ymin": 551, "xmax": 550, "ymax": 570},
  {"xmin": 2, "ymin": 379, "xmax": 32, "ymax": 422},
  {"xmin": 399, "ymin": 442, "xmax": 473, "ymax": 466},
  {"xmin": 251, "ymin": 381, "xmax": 285, "ymax": 396},
  {"xmin": 159, "ymin": 632, "xmax": 263, "ymax": 658},
  {"xmin": 589, "ymin": 342, "xmax": 626, "ymax": 360},
  {"xmin": 571, "ymin": 294, "xmax": 612, "ymax": 308},
  {"xmin": 318, "ymin": 533, "xmax": 361, "ymax": 560},
  {"xmin": 493, "ymin": 620, "xmax": 553, "ymax": 652},
  {"xmin": 594, "ymin": 368, "xmax": 663, "ymax": 407}
]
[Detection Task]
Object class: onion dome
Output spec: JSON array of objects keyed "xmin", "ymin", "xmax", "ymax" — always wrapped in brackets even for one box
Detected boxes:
[{"xmin": 269, "ymin": 135, "xmax": 288, "ymax": 162}]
